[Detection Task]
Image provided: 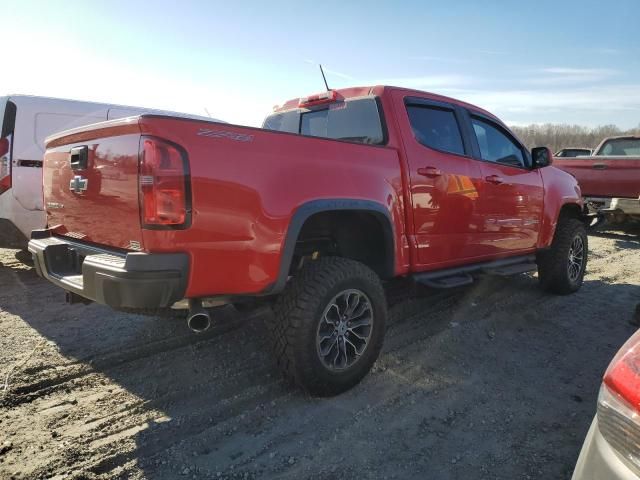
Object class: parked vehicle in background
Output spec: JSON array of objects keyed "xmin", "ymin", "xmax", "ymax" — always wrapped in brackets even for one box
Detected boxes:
[
  {"xmin": 572, "ymin": 328, "xmax": 640, "ymax": 479},
  {"xmin": 0, "ymin": 95, "xmax": 219, "ymax": 248},
  {"xmin": 554, "ymin": 136, "xmax": 640, "ymax": 225},
  {"xmin": 29, "ymin": 85, "xmax": 587, "ymax": 396},
  {"xmin": 555, "ymin": 148, "xmax": 592, "ymax": 158}
]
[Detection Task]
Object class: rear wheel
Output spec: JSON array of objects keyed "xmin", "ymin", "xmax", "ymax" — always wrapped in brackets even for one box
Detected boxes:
[
  {"xmin": 266, "ymin": 257, "xmax": 387, "ymax": 396},
  {"xmin": 537, "ymin": 217, "xmax": 588, "ymax": 294}
]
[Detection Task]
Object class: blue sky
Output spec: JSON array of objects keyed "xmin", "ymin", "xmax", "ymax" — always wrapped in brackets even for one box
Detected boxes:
[{"xmin": 1, "ymin": 0, "xmax": 639, "ymax": 128}]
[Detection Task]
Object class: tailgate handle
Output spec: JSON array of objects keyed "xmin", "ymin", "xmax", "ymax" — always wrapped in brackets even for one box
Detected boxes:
[
  {"xmin": 592, "ymin": 163, "xmax": 607, "ymax": 170},
  {"xmin": 70, "ymin": 146, "xmax": 89, "ymax": 170}
]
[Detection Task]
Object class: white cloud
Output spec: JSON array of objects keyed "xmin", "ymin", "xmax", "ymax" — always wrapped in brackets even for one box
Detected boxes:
[
  {"xmin": 0, "ymin": 30, "xmax": 274, "ymax": 127},
  {"xmin": 373, "ymin": 74, "xmax": 471, "ymax": 89},
  {"xmin": 530, "ymin": 67, "xmax": 619, "ymax": 85},
  {"xmin": 410, "ymin": 55, "xmax": 469, "ymax": 64},
  {"xmin": 303, "ymin": 60, "xmax": 354, "ymax": 81},
  {"xmin": 436, "ymin": 84, "xmax": 640, "ymax": 127}
]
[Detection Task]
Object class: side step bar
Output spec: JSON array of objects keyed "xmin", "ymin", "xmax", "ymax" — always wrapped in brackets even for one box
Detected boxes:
[{"xmin": 413, "ymin": 255, "xmax": 537, "ymax": 289}]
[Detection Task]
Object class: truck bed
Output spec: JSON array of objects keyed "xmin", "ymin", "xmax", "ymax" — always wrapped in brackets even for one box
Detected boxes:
[
  {"xmin": 42, "ymin": 114, "xmax": 405, "ymax": 298},
  {"xmin": 553, "ymin": 155, "xmax": 640, "ymax": 198}
]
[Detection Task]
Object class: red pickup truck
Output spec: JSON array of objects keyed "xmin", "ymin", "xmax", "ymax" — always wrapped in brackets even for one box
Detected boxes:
[
  {"xmin": 29, "ymin": 86, "xmax": 587, "ymax": 395},
  {"xmin": 554, "ymin": 135, "xmax": 640, "ymax": 223}
]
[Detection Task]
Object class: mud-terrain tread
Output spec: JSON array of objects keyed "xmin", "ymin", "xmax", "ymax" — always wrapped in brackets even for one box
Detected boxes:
[
  {"xmin": 537, "ymin": 216, "xmax": 588, "ymax": 294},
  {"xmin": 266, "ymin": 257, "xmax": 386, "ymax": 396}
]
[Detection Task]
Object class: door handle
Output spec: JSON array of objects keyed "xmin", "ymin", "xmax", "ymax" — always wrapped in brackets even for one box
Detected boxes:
[
  {"xmin": 592, "ymin": 163, "xmax": 607, "ymax": 170},
  {"xmin": 417, "ymin": 166, "xmax": 443, "ymax": 178},
  {"xmin": 485, "ymin": 174, "xmax": 504, "ymax": 184}
]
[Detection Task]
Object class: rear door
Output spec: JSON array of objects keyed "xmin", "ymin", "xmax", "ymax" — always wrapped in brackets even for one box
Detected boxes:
[
  {"xmin": 395, "ymin": 94, "xmax": 484, "ymax": 268},
  {"xmin": 0, "ymin": 97, "xmax": 15, "ymax": 196},
  {"xmin": 467, "ymin": 113, "xmax": 543, "ymax": 254}
]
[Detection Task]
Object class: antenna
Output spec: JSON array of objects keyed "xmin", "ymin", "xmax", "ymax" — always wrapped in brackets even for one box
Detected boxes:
[
  {"xmin": 319, "ymin": 64, "xmax": 330, "ymax": 91},
  {"xmin": 204, "ymin": 107, "xmax": 212, "ymax": 118}
]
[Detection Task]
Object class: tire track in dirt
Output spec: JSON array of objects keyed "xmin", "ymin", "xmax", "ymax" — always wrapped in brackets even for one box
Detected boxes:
[{"xmin": 1, "ymin": 232, "xmax": 639, "ymax": 479}]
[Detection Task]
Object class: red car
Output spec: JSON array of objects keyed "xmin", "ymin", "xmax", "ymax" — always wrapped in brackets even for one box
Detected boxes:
[
  {"xmin": 29, "ymin": 85, "xmax": 587, "ymax": 395},
  {"xmin": 554, "ymin": 136, "xmax": 640, "ymax": 224}
]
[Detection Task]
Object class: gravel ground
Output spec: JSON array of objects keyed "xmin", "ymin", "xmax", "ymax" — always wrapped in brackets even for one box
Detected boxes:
[{"xmin": 0, "ymin": 226, "xmax": 638, "ymax": 480}]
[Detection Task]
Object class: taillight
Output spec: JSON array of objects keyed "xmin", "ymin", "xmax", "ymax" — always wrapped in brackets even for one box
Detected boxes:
[
  {"xmin": 0, "ymin": 137, "xmax": 11, "ymax": 195},
  {"xmin": 138, "ymin": 136, "xmax": 190, "ymax": 228},
  {"xmin": 597, "ymin": 331, "xmax": 640, "ymax": 473}
]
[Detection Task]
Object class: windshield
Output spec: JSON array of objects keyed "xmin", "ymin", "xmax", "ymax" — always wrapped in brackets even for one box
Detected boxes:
[
  {"xmin": 263, "ymin": 96, "xmax": 385, "ymax": 145},
  {"xmin": 597, "ymin": 138, "xmax": 640, "ymax": 156}
]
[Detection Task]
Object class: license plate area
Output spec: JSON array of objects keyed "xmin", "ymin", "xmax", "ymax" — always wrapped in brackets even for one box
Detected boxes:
[{"xmin": 44, "ymin": 243, "xmax": 85, "ymax": 277}]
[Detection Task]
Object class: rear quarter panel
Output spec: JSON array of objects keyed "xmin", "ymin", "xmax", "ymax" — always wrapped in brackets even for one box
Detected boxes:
[{"xmin": 138, "ymin": 117, "xmax": 407, "ymax": 297}]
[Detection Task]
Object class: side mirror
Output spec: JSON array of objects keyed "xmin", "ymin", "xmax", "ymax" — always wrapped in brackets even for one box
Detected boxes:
[{"xmin": 531, "ymin": 147, "xmax": 553, "ymax": 168}]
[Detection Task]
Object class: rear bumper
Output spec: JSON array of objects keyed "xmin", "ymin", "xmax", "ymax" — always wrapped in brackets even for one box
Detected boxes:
[
  {"xmin": 585, "ymin": 197, "xmax": 640, "ymax": 216},
  {"xmin": 572, "ymin": 417, "xmax": 638, "ymax": 480},
  {"xmin": 28, "ymin": 233, "xmax": 189, "ymax": 309}
]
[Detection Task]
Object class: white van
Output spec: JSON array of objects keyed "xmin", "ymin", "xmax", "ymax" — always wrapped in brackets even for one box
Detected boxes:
[{"xmin": 0, "ymin": 95, "xmax": 219, "ymax": 248}]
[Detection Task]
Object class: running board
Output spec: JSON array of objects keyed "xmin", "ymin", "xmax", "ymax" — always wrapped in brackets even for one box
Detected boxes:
[
  {"xmin": 413, "ymin": 255, "xmax": 536, "ymax": 289},
  {"xmin": 419, "ymin": 273, "xmax": 474, "ymax": 289},
  {"xmin": 482, "ymin": 263, "xmax": 537, "ymax": 276}
]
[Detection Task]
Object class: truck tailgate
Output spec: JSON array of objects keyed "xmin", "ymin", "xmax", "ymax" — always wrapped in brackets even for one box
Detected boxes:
[
  {"xmin": 554, "ymin": 156, "xmax": 640, "ymax": 198},
  {"xmin": 43, "ymin": 120, "xmax": 144, "ymax": 250}
]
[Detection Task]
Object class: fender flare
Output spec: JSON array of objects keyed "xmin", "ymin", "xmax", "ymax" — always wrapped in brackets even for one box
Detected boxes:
[{"xmin": 265, "ymin": 199, "xmax": 396, "ymax": 294}]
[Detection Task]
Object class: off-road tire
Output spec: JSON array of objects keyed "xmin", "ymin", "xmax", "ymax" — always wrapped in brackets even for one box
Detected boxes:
[
  {"xmin": 537, "ymin": 217, "xmax": 588, "ymax": 294},
  {"xmin": 266, "ymin": 257, "xmax": 387, "ymax": 396}
]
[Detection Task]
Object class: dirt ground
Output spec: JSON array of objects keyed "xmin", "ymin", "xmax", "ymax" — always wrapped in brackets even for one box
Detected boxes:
[{"xmin": 1, "ymin": 227, "xmax": 639, "ymax": 480}]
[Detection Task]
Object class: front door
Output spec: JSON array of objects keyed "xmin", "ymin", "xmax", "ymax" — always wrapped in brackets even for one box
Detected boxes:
[{"xmin": 468, "ymin": 114, "xmax": 544, "ymax": 255}]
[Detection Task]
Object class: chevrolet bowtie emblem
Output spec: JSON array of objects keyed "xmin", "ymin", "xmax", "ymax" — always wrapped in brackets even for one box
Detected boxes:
[{"xmin": 70, "ymin": 175, "xmax": 88, "ymax": 194}]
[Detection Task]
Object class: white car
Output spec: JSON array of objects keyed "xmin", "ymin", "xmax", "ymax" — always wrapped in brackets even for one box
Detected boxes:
[
  {"xmin": 0, "ymin": 95, "xmax": 219, "ymax": 248},
  {"xmin": 572, "ymin": 328, "xmax": 640, "ymax": 479}
]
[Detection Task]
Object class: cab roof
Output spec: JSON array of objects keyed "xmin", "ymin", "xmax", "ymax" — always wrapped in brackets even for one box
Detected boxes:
[{"xmin": 274, "ymin": 85, "xmax": 500, "ymax": 123}]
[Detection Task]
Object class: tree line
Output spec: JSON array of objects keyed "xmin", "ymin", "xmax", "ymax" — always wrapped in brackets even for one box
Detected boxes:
[{"xmin": 509, "ymin": 123, "xmax": 640, "ymax": 153}]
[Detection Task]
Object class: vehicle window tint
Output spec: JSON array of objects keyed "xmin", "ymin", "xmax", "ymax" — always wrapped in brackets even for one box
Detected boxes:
[
  {"xmin": 598, "ymin": 138, "xmax": 640, "ymax": 156},
  {"xmin": 406, "ymin": 105, "xmax": 465, "ymax": 155},
  {"xmin": 471, "ymin": 117, "xmax": 525, "ymax": 167},
  {"xmin": 301, "ymin": 98, "xmax": 384, "ymax": 144},
  {"xmin": 262, "ymin": 111, "xmax": 300, "ymax": 134},
  {"xmin": 1, "ymin": 98, "xmax": 16, "ymax": 138},
  {"xmin": 262, "ymin": 97, "xmax": 384, "ymax": 145},
  {"xmin": 556, "ymin": 149, "xmax": 591, "ymax": 158}
]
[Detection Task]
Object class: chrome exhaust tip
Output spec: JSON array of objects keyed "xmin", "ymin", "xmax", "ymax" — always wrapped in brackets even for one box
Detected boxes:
[{"xmin": 187, "ymin": 299, "xmax": 211, "ymax": 333}]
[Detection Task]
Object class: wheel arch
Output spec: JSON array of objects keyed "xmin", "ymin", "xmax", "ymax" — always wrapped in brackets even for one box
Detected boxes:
[
  {"xmin": 539, "ymin": 200, "xmax": 585, "ymax": 248},
  {"xmin": 266, "ymin": 199, "xmax": 395, "ymax": 294}
]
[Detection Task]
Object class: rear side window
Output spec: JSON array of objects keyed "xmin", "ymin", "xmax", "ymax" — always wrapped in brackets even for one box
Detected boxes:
[
  {"xmin": 262, "ymin": 110, "xmax": 300, "ymax": 134},
  {"xmin": 406, "ymin": 105, "xmax": 465, "ymax": 155},
  {"xmin": 263, "ymin": 97, "xmax": 385, "ymax": 145},
  {"xmin": 1, "ymin": 98, "xmax": 16, "ymax": 138},
  {"xmin": 598, "ymin": 138, "xmax": 640, "ymax": 156},
  {"xmin": 471, "ymin": 117, "xmax": 526, "ymax": 168}
]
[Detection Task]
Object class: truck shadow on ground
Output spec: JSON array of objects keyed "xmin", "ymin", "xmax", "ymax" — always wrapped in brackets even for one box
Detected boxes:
[
  {"xmin": 1, "ymin": 255, "xmax": 637, "ymax": 479},
  {"xmin": 589, "ymin": 222, "xmax": 640, "ymax": 249}
]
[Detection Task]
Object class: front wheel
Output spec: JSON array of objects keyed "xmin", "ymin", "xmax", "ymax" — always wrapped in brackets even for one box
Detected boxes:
[
  {"xmin": 266, "ymin": 257, "xmax": 387, "ymax": 396},
  {"xmin": 537, "ymin": 217, "xmax": 588, "ymax": 294}
]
